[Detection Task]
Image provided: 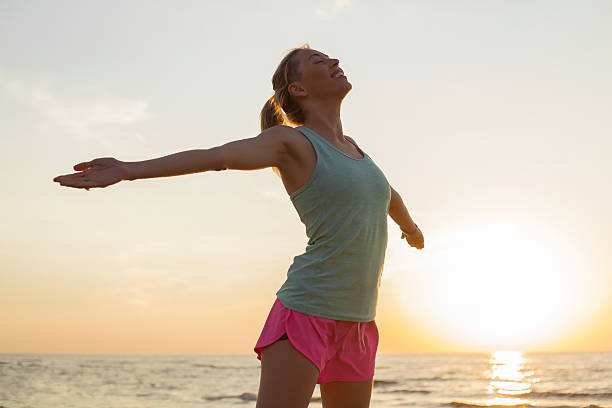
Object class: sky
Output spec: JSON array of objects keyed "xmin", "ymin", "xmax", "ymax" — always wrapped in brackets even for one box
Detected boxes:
[{"xmin": 1, "ymin": 0, "xmax": 610, "ymax": 355}]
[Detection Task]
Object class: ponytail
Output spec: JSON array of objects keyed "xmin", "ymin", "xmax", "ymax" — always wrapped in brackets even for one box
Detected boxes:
[
  {"xmin": 260, "ymin": 95, "xmax": 285, "ymax": 132},
  {"xmin": 261, "ymin": 43, "xmax": 311, "ymax": 178}
]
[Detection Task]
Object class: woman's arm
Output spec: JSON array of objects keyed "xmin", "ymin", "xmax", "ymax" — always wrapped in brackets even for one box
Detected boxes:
[
  {"xmin": 389, "ymin": 185, "xmax": 424, "ymax": 249},
  {"xmin": 123, "ymin": 125, "xmax": 291, "ymax": 180},
  {"xmin": 53, "ymin": 125, "xmax": 292, "ymax": 189},
  {"xmin": 388, "ymin": 185, "xmax": 417, "ymax": 232}
]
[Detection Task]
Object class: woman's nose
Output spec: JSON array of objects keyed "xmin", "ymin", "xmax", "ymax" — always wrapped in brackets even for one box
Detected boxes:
[{"xmin": 330, "ymin": 58, "xmax": 339, "ymax": 67}]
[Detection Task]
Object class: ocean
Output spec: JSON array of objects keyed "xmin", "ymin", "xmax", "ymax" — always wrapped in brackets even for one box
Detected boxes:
[{"xmin": 0, "ymin": 351, "xmax": 610, "ymax": 408}]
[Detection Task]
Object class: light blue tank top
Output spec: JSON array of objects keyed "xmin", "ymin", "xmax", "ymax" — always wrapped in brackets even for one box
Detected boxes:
[{"xmin": 276, "ymin": 125, "xmax": 391, "ymax": 322}]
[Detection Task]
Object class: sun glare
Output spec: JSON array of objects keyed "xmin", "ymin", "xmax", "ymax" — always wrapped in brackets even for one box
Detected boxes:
[
  {"xmin": 387, "ymin": 219, "xmax": 596, "ymax": 351},
  {"xmin": 485, "ymin": 350, "xmax": 538, "ymax": 406}
]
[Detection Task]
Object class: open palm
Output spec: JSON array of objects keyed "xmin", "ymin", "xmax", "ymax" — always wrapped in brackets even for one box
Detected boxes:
[{"xmin": 53, "ymin": 157, "xmax": 126, "ymax": 190}]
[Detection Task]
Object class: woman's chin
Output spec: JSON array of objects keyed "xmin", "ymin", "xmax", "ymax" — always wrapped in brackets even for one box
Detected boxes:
[{"xmin": 342, "ymin": 81, "xmax": 353, "ymax": 95}]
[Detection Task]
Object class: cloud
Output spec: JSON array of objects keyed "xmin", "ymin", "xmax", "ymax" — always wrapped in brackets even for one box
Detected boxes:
[
  {"xmin": 0, "ymin": 75, "xmax": 151, "ymax": 140},
  {"xmin": 315, "ymin": 0, "xmax": 351, "ymax": 19}
]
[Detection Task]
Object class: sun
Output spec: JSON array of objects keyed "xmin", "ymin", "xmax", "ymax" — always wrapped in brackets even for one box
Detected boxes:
[{"xmin": 385, "ymin": 219, "xmax": 598, "ymax": 351}]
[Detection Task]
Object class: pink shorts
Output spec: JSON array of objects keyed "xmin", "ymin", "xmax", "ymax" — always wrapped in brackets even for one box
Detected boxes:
[{"xmin": 254, "ymin": 297, "xmax": 379, "ymax": 384}]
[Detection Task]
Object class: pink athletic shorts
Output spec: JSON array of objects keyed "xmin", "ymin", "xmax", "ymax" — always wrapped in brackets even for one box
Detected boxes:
[{"xmin": 254, "ymin": 297, "xmax": 379, "ymax": 384}]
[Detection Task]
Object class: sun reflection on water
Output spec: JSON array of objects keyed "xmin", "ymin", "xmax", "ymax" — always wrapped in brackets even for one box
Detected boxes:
[{"xmin": 486, "ymin": 350, "xmax": 539, "ymax": 406}]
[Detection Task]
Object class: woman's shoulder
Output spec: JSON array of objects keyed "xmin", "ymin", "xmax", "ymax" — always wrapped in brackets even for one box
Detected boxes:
[
  {"xmin": 262, "ymin": 125, "xmax": 315, "ymax": 160},
  {"xmin": 263, "ymin": 124, "xmax": 303, "ymax": 139},
  {"xmin": 266, "ymin": 125, "xmax": 315, "ymax": 145}
]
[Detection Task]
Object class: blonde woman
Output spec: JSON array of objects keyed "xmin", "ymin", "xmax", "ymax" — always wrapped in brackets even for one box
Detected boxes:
[{"xmin": 53, "ymin": 44, "xmax": 424, "ymax": 408}]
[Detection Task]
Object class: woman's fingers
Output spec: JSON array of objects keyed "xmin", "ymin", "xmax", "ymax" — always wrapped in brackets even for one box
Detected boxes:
[
  {"xmin": 54, "ymin": 171, "xmax": 95, "ymax": 188},
  {"xmin": 57, "ymin": 166, "xmax": 95, "ymax": 179},
  {"xmin": 59, "ymin": 178, "xmax": 94, "ymax": 189},
  {"xmin": 53, "ymin": 174, "xmax": 73, "ymax": 183},
  {"xmin": 54, "ymin": 172, "xmax": 87, "ymax": 183},
  {"xmin": 73, "ymin": 160, "xmax": 97, "ymax": 171}
]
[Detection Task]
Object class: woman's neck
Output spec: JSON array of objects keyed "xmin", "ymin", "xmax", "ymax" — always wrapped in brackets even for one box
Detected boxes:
[{"xmin": 302, "ymin": 101, "xmax": 344, "ymax": 143}]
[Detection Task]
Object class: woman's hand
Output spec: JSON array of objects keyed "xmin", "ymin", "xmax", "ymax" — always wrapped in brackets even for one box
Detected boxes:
[
  {"xmin": 53, "ymin": 157, "xmax": 127, "ymax": 190},
  {"xmin": 401, "ymin": 226, "xmax": 424, "ymax": 250}
]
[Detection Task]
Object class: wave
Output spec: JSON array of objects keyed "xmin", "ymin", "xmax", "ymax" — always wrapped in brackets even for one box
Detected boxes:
[
  {"xmin": 373, "ymin": 379, "xmax": 399, "ymax": 387},
  {"xmin": 447, "ymin": 402, "xmax": 608, "ymax": 408},
  {"xmin": 203, "ymin": 392, "xmax": 258, "ymax": 402},
  {"xmin": 383, "ymin": 388, "xmax": 432, "ymax": 394},
  {"xmin": 447, "ymin": 401, "xmax": 534, "ymax": 408},
  {"xmin": 202, "ymin": 392, "xmax": 322, "ymax": 403},
  {"xmin": 373, "ymin": 376, "xmax": 455, "ymax": 386},
  {"xmin": 192, "ymin": 363, "xmax": 253, "ymax": 369},
  {"xmin": 147, "ymin": 383, "xmax": 184, "ymax": 391},
  {"xmin": 527, "ymin": 391, "xmax": 612, "ymax": 400}
]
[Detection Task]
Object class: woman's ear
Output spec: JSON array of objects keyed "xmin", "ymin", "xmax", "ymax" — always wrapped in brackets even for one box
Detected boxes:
[{"xmin": 288, "ymin": 82, "xmax": 307, "ymax": 98}]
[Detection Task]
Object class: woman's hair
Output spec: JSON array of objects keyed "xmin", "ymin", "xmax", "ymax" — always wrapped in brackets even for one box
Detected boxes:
[{"xmin": 260, "ymin": 43, "xmax": 311, "ymax": 132}]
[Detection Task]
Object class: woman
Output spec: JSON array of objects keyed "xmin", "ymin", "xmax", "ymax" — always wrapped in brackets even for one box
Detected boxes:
[{"xmin": 53, "ymin": 44, "xmax": 424, "ymax": 408}]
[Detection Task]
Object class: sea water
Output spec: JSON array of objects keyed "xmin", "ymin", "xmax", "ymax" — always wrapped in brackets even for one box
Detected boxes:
[{"xmin": 1, "ymin": 351, "xmax": 610, "ymax": 408}]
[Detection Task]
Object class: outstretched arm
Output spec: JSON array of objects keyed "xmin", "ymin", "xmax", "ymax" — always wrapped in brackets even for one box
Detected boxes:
[
  {"xmin": 122, "ymin": 125, "xmax": 290, "ymax": 180},
  {"xmin": 53, "ymin": 125, "xmax": 292, "ymax": 189},
  {"xmin": 389, "ymin": 185, "xmax": 424, "ymax": 249}
]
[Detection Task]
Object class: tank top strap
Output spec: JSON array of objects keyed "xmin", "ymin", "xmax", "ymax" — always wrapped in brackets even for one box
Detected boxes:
[{"xmin": 294, "ymin": 126, "xmax": 350, "ymax": 162}]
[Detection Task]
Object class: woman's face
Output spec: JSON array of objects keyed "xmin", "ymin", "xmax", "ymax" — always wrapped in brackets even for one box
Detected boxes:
[{"xmin": 291, "ymin": 49, "xmax": 352, "ymax": 101}]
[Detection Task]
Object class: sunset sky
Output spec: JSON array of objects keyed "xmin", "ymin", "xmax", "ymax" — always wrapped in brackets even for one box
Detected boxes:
[{"xmin": 1, "ymin": 0, "xmax": 610, "ymax": 355}]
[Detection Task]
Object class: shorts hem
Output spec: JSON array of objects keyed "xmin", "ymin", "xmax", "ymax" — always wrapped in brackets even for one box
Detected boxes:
[
  {"xmin": 285, "ymin": 330, "xmax": 323, "ymax": 376},
  {"xmin": 254, "ymin": 330, "xmax": 323, "ymax": 377},
  {"xmin": 254, "ymin": 332, "xmax": 288, "ymax": 361}
]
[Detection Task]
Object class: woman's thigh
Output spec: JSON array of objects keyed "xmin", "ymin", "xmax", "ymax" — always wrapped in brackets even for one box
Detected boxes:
[
  {"xmin": 320, "ymin": 378, "xmax": 374, "ymax": 408},
  {"xmin": 256, "ymin": 338, "xmax": 320, "ymax": 408}
]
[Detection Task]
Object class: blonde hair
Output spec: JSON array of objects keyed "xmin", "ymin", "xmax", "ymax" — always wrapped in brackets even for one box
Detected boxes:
[
  {"xmin": 260, "ymin": 43, "xmax": 311, "ymax": 132},
  {"xmin": 260, "ymin": 44, "xmax": 311, "ymax": 178}
]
